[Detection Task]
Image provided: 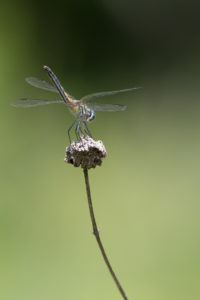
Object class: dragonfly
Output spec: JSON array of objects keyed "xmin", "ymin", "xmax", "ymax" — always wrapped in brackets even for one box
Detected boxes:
[{"xmin": 12, "ymin": 66, "xmax": 141, "ymax": 142}]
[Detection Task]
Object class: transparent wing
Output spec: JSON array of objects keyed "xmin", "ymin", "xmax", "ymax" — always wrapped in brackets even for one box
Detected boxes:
[
  {"xmin": 26, "ymin": 77, "xmax": 59, "ymax": 93},
  {"xmin": 81, "ymin": 87, "xmax": 142, "ymax": 102},
  {"xmin": 86, "ymin": 102, "xmax": 126, "ymax": 112},
  {"xmin": 11, "ymin": 98, "xmax": 63, "ymax": 107}
]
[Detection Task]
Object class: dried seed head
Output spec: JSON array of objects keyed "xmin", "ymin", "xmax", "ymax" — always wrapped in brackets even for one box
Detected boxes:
[{"xmin": 64, "ymin": 136, "xmax": 107, "ymax": 169}]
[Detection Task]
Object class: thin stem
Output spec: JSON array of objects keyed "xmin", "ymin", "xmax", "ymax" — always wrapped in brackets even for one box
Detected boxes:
[{"xmin": 83, "ymin": 168, "xmax": 129, "ymax": 300}]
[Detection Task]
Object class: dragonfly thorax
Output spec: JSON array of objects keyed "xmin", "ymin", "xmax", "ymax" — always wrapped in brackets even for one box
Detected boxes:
[{"xmin": 78, "ymin": 104, "xmax": 96, "ymax": 122}]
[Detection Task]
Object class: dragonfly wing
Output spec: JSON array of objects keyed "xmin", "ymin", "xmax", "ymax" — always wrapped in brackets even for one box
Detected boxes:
[
  {"xmin": 80, "ymin": 87, "xmax": 142, "ymax": 102},
  {"xmin": 12, "ymin": 98, "xmax": 63, "ymax": 107},
  {"xmin": 86, "ymin": 103, "xmax": 126, "ymax": 112},
  {"xmin": 26, "ymin": 77, "xmax": 59, "ymax": 93}
]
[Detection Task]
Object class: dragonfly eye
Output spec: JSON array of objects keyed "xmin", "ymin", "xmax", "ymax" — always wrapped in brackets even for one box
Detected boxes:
[{"xmin": 87, "ymin": 109, "xmax": 95, "ymax": 122}]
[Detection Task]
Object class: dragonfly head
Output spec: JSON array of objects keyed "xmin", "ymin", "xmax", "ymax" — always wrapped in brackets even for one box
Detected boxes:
[
  {"xmin": 87, "ymin": 108, "xmax": 96, "ymax": 122},
  {"xmin": 79, "ymin": 103, "xmax": 95, "ymax": 122}
]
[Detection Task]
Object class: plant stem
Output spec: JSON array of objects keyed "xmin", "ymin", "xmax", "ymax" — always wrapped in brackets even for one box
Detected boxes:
[{"xmin": 83, "ymin": 168, "xmax": 129, "ymax": 300}]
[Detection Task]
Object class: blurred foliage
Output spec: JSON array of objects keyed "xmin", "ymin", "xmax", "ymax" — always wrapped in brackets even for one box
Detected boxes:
[{"xmin": 0, "ymin": 1, "xmax": 200, "ymax": 300}]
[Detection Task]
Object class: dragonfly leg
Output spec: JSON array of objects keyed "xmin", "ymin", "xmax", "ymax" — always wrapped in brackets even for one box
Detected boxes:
[
  {"xmin": 68, "ymin": 120, "xmax": 77, "ymax": 143},
  {"xmin": 75, "ymin": 121, "xmax": 81, "ymax": 140},
  {"xmin": 83, "ymin": 121, "xmax": 92, "ymax": 138},
  {"xmin": 79, "ymin": 123, "xmax": 85, "ymax": 137}
]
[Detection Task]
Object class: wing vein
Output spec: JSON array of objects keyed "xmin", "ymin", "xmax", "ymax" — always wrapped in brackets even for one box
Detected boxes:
[{"xmin": 11, "ymin": 98, "xmax": 63, "ymax": 107}]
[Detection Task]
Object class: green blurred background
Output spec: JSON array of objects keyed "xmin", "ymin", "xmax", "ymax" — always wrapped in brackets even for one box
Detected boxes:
[{"xmin": 1, "ymin": 1, "xmax": 200, "ymax": 299}]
